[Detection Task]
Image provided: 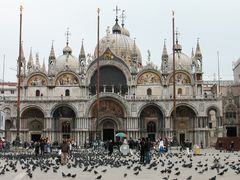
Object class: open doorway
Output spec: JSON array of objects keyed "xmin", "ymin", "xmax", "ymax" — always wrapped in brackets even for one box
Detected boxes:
[
  {"xmin": 31, "ymin": 134, "xmax": 41, "ymax": 142},
  {"xmin": 226, "ymin": 126, "xmax": 237, "ymax": 137}
]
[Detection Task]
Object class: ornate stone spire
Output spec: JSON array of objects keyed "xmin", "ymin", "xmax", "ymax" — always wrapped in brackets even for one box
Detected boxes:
[
  {"xmin": 27, "ymin": 48, "xmax": 34, "ymax": 74},
  {"xmin": 161, "ymin": 40, "xmax": 169, "ymax": 73},
  {"xmin": 162, "ymin": 39, "xmax": 168, "ymax": 59},
  {"xmin": 195, "ymin": 38, "xmax": 202, "ymax": 59},
  {"xmin": 79, "ymin": 39, "xmax": 86, "ymax": 60},
  {"xmin": 35, "ymin": 53, "xmax": 40, "ymax": 71},
  {"xmin": 41, "ymin": 58, "xmax": 47, "ymax": 73},
  {"xmin": 48, "ymin": 41, "xmax": 56, "ymax": 76},
  {"xmin": 49, "ymin": 41, "xmax": 56, "ymax": 60},
  {"xmin": 191, "ymin": 47, "xmax": 195, "ymax": 58}
]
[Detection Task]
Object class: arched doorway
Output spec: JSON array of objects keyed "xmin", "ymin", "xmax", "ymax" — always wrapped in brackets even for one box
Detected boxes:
[
  {"xmin": 5, "ymin": 120, "xmax": 12, "ymax": 141},
  {"xmin": 21, "ymin": 107, "xmax": 44, "ymax": 142},
  {"xmin": 101, "ymin": 120, "xmax": 116, "ymax": 142},
  {"xmin": 171, "ymin": 106, "xmax": 196, "ymax": 145},
  {"xmin": 140, "ymin": 105, "xmax": 164, "ymax": 141},
  {"xmin": 52, "ymin": 106, "xmax": 76, "ymax": 140},
  {"xmin": 91, "ymin": 99, "xmax": 125, "ymax": 141}
]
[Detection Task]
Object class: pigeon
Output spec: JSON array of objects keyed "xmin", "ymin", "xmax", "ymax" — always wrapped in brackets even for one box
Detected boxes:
[
  {"xmin": 209, "ymin": 176, "xmax": 216, "ymax": 180},
  {"xmin": 71, "ymin": 174, "xmax": 76, "ymax": 178},
  {"xmin": 174, "ymin": 171, "xmax": 180, "ymax": 175},
  {"xmin": 96, "ymin": 175, "xmax": 102, "ymax": 179},
  {"xmin": 123, "ymin": 173, "xmax": 127, "ymax": 177},
  {"xmin": 62, "ymin": 172, "xmax": 66, "ymax": 177},
  {"xmin": 186, "ymin": 175, "xmax": 192, "ymax": 180}
]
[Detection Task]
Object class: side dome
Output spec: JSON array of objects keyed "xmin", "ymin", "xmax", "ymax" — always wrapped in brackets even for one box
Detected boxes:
[
  {"xmin": 55, "ymin": 44, "xmax": 79, "ymax": 71},
  {"xmin": 168, "ymin": 52, "xmax": 193, "ymax": 71},
  {"xmin": 94, "ymin": 33, "xmax": 142, "ymax": 66}
]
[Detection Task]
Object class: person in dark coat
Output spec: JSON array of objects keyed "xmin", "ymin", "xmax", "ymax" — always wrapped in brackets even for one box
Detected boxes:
[
  {"xmin": 139, "ymin": 138, "xmax": 145, "ymax": 164},
  {"xmin": 34, "ymin": 141, "xmax": 40, "ymax": 156},
  {"xmin": 108, "ymin": 140, "xmax": 113, "ymax": 156}
]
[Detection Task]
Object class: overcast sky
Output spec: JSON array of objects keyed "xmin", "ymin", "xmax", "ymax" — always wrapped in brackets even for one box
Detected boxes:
[{"xmin": 0, "ymin": 0, "xmax": 239, "ymax": 82}]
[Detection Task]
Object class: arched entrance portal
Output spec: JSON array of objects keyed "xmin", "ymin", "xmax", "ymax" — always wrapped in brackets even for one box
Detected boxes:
[
  {"xmin": 172, "ymin": 106, "xmax": 196, "ymax": 145},
  {"xmin": 140, "ymin": 105, "xmax": 164, "ymax": 141},
  {"xmin": 21, "ymin": 107, "xmax": 44, "ymax": 142},
  {"xmin": 91, "ymin": 99, "xmax": 125, "ymax": 141},
  {"xmin": 52, "ymin": 106, "xmax": 76, "ymax": 140},
  {"xmin": 101, "ymin": 119, "xmax": 116, "ymax": 142}
]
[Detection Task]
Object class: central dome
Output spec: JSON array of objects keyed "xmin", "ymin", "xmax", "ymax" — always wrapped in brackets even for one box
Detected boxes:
[
  {"xmin": 94, "ymin": 20, "xmax": 142, "ymax": 66},
  {"xmin": 168, "ymin": 52, "xmax": 193, "ymax": 71},
  {"xmin": 56, "ymin": 44, "xmax": 79, "ymax": 72}
]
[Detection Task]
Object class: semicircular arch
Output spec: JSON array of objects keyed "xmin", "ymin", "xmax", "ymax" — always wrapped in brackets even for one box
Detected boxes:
[
  {"xmin": 26, "ymin": 73, "xmax": 48, "ymax": 86},
  {"xmin": 55, "ymin": 71, "xmax": 80, "ymax": 86}
]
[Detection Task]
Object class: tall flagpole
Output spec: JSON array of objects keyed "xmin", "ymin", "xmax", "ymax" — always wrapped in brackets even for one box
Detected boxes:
[
  {"xmin": 96, "ymin": 8, "xmax": 100, "ymax": 140},
  {"xmin": 2, "ymin": 55, "xmax": 5, "ymax": 94},
  {"xmin": 217, "ymin": 51, "xmax": 220, "ymax": 93},
  {"xmin": 15, "ymin": 5, "xmax": 23, "ymax": 146},
  {"xmin": 172, "ymin": 11, "xmax": 177, "ymax": 139}
]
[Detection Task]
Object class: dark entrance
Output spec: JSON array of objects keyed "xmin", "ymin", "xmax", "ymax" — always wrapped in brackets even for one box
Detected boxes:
[
  {"xmin": 226, "ymin": 127, "xmax": 237, "ymax": 137},
  {"xmin": 31, "ymin": 134, "xmax": 41, "ymax": 142},
  {"xmin": 103, "ymin": 129, "xmax": 114, "ymax": 142},
  {"xmin": 148, "ymin": 134, "xmax": 155, "ymax": 141},
  {"xmin": 180, "ymin": 133, "xmax": 185, "ymax": 146}
]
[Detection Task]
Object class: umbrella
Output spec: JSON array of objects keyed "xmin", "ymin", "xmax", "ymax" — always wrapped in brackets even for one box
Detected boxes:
[{"xmin": 115, "ymin": 132, "xmax": 128, "ymax": 137}]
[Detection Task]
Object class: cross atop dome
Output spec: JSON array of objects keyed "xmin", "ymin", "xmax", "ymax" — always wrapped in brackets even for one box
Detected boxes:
[
  {"xmin": 120, "ymin": 10, "xmax": 126, "ymax": 27},
  {"xmin": 113, "ymin": 6, "xmax": 121, "ymax": 18},
  {"xmin": 65, "ymin": 27, "xmax": 71, "ymax": 45}
]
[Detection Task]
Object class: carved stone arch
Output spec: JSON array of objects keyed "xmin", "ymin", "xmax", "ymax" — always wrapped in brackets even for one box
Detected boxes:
[
  {"xmin": 50, "ymin": 103, "xmax": 78, "ymax": 118},
  {"xmin": 98, "ymin": 116, "xmax": 121, "ymax": 130},
  {"xmin": 86, "ymin": 59, "xmax": 132, "ymax": 86},
  {"xmin": 55, "ymin": 71, "xmax": 80, "ymax": 86},
  {"xmin": 26, "ymin": 72, "xmax": 48, "ymax": 86},
  {"xmin": 2, "ymin": 106, "xmax": 11, "ymax": 117},
  {"xmin": 206, "ymin": 105, "xmax": 221, "ymax": 117},
  {"xmin": 136, "ymin": 69, "xmax": 162, "ymax": 85},
  {"xmin": 167, "ymin": 70, "xmax": 194, "ymax": 85},
  {"xmin": 168, "ymin": 103, "xmax": 198, "ymax": 117},
  {"xmin": 137, "ymin": 103, "xmax": 165, "ymax": 117},
  {"xmin": 20, "ymin": 105, "xmax": 46, "ymax": 118},
  {"xmin": 138, "ymin": 103, "xmax": 165, "ymax": 131},
  {"xmin": 85, "ymin": 93, "xmax": 130, "ymax": 117}
]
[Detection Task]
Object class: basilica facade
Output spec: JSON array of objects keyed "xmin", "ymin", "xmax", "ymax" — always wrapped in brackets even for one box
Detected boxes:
[{"xmin": 0, "ymin": 14, "xmax": 223, "ymax": 147}]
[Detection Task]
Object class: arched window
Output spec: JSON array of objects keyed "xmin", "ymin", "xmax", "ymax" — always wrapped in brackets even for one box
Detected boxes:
[
  {"xmin": 147, "ymin": 88, "xmax": 152, "ymax": 96},
  {"xmin": 177, "ymin": 88, "xmax": 182, "ymax": 95},
  {"xmin": 147, "ymin": 121, "xmax": 156, "ymax": 133},
  {"xmin": 36, "ymin": 90, "xmax": 40, "ymax": 96},
  {"xmin": 65, "ymin": 89, "xmax": 70, "ymax": 96}
]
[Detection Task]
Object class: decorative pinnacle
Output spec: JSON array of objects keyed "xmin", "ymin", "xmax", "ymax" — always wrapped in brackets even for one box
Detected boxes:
[
  {"xmin": 97, "ymin": 8, "xmax": 100, "ymax": 15},
  {"xmin": 172, "ymin": 10, "xmax": 175, "ymax": 17}
]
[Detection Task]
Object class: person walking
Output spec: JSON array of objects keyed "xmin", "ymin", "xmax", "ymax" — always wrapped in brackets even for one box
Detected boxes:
[{"xmin": 60, "ymin": 140, "xmax": 70, "ymax": 165}]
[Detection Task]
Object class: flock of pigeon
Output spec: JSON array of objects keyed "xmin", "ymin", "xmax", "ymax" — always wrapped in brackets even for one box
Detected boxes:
[{"xmin": 0, "ymin": 148, "xmax": 240, "ymax": 180}]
